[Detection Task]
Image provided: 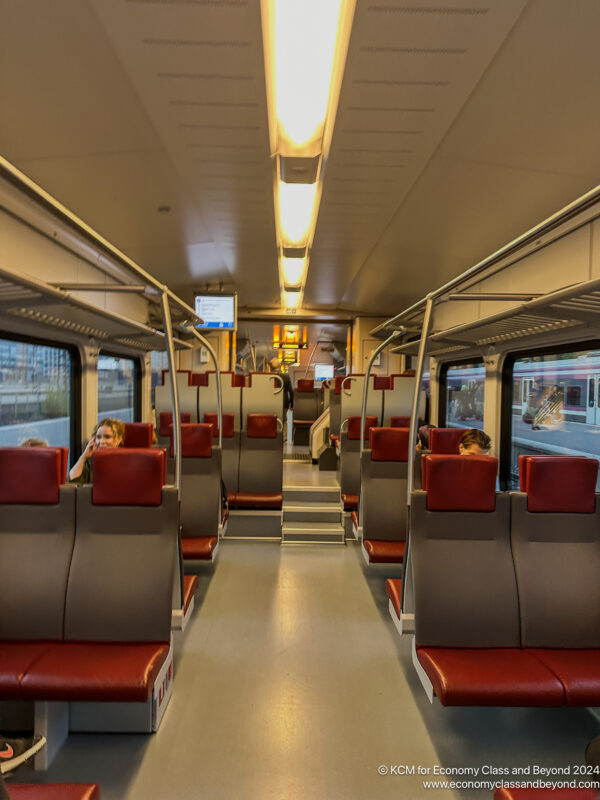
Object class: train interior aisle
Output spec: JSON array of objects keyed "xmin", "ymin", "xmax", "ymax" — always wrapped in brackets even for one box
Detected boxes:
[{"xmin": 10, "ymin": 456, "xmax": 598, "ymax": 800}]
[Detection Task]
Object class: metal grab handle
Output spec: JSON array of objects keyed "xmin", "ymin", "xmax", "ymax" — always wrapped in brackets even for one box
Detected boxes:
[
  {"xmin": 342, "ymin": 376, "xmax": 357, "ymax": 396},
  {"xmin": 272, "ymin": 374, "xmax": 284, "ymax": 394},
  {"xmin": 340, "ymin": 418, "xmax": 349, "ymax": 434},
  {"xmin": 276, "ymin": 418, "xmax": 284, "ymax": 432}
]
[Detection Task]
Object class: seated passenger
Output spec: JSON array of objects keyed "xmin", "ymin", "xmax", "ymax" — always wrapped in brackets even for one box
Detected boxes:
[
  {"xmin": 458, "ymin": 428, "xmax": 491, "ymax": 455},
  {"xmin": 20, "ymin": 437, "xmax": 49, "ymax": 446},
  {"xmin": 69, "ymin": 417, "xmax": 125, "ymax": 483}
]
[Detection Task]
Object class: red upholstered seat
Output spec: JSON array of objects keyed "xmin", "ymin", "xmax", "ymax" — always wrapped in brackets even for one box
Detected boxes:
[
  {"xmin": 363, "ymin": 540, "xmax": 406, "ymax": 563},
  {"xmin": 229, "ymin": 492, "xmax": 282, "ymax": 509},
  {"xmin": 347, "ymin": 416, "xmax": 378, "ymax": 440},
  {"xmin": 0, "ymin": 448, "xmax": 61, "ymax": 504},
  {"xmin": 204, "ymin": 412, "xmax": 235, "ymax": 438},
  {"xmin": 247, "ymin": 414, "xmax": 278, "ymax": 438},
  {"xmin": 0, "ymin": 642, "xmax": 56, "ymax": 698},
  {"xmin": 330, "ymin": 434, "xmax": 340, "ymax": 447},
  {"xmin": 429, "ymin": 427, "xmax": 467, "ymax": 454},
  {"xmin": 190, "ymin": 372, "xmax": 209, "ymax": 386},
  {"xmin": 294, "ymin": 420, "xmax": 314, "ymax": 428},
  {"xmin": 20, "ymin": 642, "xmax": 170, "ymax": 702},
  {"xmin": 159, "ymin": 411, "xmax": 191, "ymax": 437},
  {"xmin": 369, "ymin": 427, "xmax": 409, "ymax": 461},
  {"xmin": 495, "ymin": 789, "xmax": 597, "ymax": 800},
  {"xmin": 297, "ymin": 379, "xmax": 314, "ymax": 392},
  {"xmin": 183, "ymin": 574, "xmax": 198, "ymax": 613},
  {"xmin": 341, "ymin": 493, "xmax": 358, "ymax": 511},
  {"xmin": 373, "ymin": 375, "xmax": 391, "ymax": 390},
  {"xmin": 416, "ymin": 647, "xmax": 565, "ymax": 706},
  {"xmin": 123, "ymin": 422, "xmax": 153, "ymax": 448},
  {"xmin": 528, "ymin": 648, "xmax": 600, "ymax": 706},
  {"xmin": 92, "ymin": 449, "xmax": 165, "ymax": 506},
  {"xmin": 390, "ymin": 416, "xmax": 411, "ymax": 428},
  {"xmin": 523, "ymin": 456, "xmax": 598, "ymax": 512},
  {"xmin": 351, "ymin": 510, "xmax": 358, "ymax": 529},
  {"xmin": 10, "ymin": 785, "xmax": 101, "ymax": 800},
  {"xmin": 422, "ymin": 454, "xmax": 497, "ymax": 511},
  {"xmin": 385, "ymin": 579, "xmax": 402, "ymax": 617},
  {"xmin": 181, "ymin": 537, "xmax": 219, "ymax": 561},
  {"xmin": 170, "ymin": 424, "xmax": 213, "ymax": 458}
]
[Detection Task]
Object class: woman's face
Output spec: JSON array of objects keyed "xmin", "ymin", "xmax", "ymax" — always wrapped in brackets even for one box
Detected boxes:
[{"xmin": 95, "ymin": 425, "xmax": 119, "ymax": 448}]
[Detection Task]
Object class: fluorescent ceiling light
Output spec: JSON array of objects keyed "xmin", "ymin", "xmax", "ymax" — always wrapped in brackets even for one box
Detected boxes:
[
  {"xmin": 282, "ymin": 290, "xmax": 301, "ymax": 309},
  {"xmin": 278, "ymin": 182, "xmax": 317, "ymax": 246},
  {"xmin": 273, "ymin": 0, "xmax": 343, "ymax": 149},
  {"xmin": 281, "ymin": 255, "xmax": 307, "ymax": 287}
]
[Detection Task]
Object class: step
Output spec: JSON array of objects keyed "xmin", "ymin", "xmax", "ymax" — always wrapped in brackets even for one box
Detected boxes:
[
  {"xmin": 282, "ymin": 501, "xmax": 342, "ymax": 523},
  {"xmin": 282, "ymin": 521, "xmax": 345, "ymax": 545},
  {"xmin": 283, "ymin": 485, "xmax": 340, "ymax": 504}
]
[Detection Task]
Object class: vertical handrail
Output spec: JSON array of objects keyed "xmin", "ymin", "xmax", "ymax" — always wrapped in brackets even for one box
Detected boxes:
[
  {"xmin": 161, "ymin": 289, "xmax": 181, "ymax": 498},
  {"xmin": 359, "ymin": 330, "xmax": 403, "ymax": 457},
  {"xmin": 184, "ymin": 326, "xmax": 223, "ymax": 451}
]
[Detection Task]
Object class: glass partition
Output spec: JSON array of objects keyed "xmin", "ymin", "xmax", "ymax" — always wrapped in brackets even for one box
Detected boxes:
[{"xmin": 98, "ymin": 354, "xmax": 137, "ymax": 422}]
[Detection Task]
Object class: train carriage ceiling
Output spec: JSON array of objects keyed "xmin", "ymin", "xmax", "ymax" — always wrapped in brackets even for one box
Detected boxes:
[{"xmin": 1, "ymin": 0, "xmax": 600, "ymax": 320}]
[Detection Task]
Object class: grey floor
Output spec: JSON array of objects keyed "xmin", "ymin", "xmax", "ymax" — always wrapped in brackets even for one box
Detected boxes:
[{"xmin": 12, "ymin": 460, "xmax": 600, "ymax": 799}]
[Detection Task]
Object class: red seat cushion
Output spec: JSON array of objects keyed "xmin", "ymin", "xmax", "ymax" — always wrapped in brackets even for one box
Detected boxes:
[
  {"xmin": 342, "ymin": 493, "xmax": 358, "ymax": 510},
  {"xmin": 330, "ymin": 434, "xmax": 340, "ymax": 446},
  {"xmin": 0, "ymin": 642, "xmax": 56, "ymax": 698},
  {"xmin": 231, "ymin": 492, "xmax": 282, "ymax": 509},
  {"xmin": 385, "ymin": 579, "xmax": 402, "ymax": 617},
  {"xmin": 20, "ymin": 642, "xmax": 170, "ymax": 702},
  {"xmin": 247, "ymin": 414, "xmax": 278, "ymax": 438},
  {"xmin": 416, "ymin": 647, "xmax": 565, "ymax": 706},
  {"xmin": 183, "ymin": 574, "xmax": 198, "ymax": 614},
  {"xmin": 363, "ymin": 540, "xmax": 406, "ymax": 563},
  {"xmin": 181, "ymin": 537, "xmax": 219, "ymax": 561},
  {"xmin": 0, "ymin": 448, "xmax": 61, "ymax": 504},
  {"xmin": 351, "ymin": 510, "xmax": 359, "ymax": 529},
  {"xmin": 293, "ymin": 420, "xmax": 314, "ymax": 427},
  {"xmin": 10, "ymin": 785, "xmax": 101, "ymax": 800},
  {"xmin": 528, "ymin": 648, "xmax": 600, "ymax": 706}
]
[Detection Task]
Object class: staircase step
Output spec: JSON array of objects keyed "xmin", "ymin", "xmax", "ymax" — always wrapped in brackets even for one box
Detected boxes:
[
  {"xmin": 283, "ymin": 502, "xmax": 341, "ymax": 523},
  {"xmin": 282, "ymin": 521, "xmax": 345, "ymax": 545},
  {"xmin": 283, "ymin": 485, "xmax": 340, "ymax": 504}
]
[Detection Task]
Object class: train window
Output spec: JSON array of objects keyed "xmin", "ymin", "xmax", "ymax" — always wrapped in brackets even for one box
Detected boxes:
[
  {"xmin": 0, "ymin": 335, "xmax": 76, "ymax": 449},
  {"xmin": 502, "ymin": 345, "xmax": 600, "ymax": 490},
  {"xmin": 98, "ymin": 353, "xmax": 139, "ymax": 423},
  {"xmin": 150, "ymin": 350, "xmax": 169, "ymax": 406},
  {"xmin": 439, "ymin": 360, "xmax": 485, "ymax": 429}
]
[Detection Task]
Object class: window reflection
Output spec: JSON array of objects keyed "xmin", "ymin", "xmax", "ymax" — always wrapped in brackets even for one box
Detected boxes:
[
  {"xmin": 98, "ymin": 354, "xmax": 136, "ymax": 423},
  {"xmin": 445, "ymin": 362, "xmax": 485, "ymax": 430}
]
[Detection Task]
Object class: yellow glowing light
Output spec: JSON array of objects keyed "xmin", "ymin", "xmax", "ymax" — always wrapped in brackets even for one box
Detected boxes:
[
  {"xmin": 281, "ymin": 256, "xmax": 307, "ymax": 287},
  {"xmin": 278, "ymin": 182, "xmax": 317, "ymax": 246},
  {"xmin": 274, "ymin": 0, "xmax": 343, "ymax": 147},
  {"xmin": 283, "ymin": 290, "xmax": 301, "ymax": 309}
]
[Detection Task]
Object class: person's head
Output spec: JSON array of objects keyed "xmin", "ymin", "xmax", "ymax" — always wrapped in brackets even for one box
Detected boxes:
[
  {"xmin": 458, "ymin": 428, "xmax": 491, "ymax": 456},
  {"xmin": 92, "ymin": 418, "xmax": 125, "ymax": 448},
  {"xmin": 20, "ymin": 437, "xmax": 49, "ymax": 447},
  {"xmin": 269, "ymin": 357, "xmax": 280, "ymax": 373}
]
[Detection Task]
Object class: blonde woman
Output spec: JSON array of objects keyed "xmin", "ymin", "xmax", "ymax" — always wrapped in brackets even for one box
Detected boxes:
[{"xmin": 69, "ymin": 417, "xmax": 125, "ymax": 483}]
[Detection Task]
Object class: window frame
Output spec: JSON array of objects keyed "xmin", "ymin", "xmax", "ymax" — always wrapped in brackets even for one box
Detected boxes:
[
  {"xmin": 438, "ymin": 357, "xmax": 485, "ymax": 428},
  {"xmin": 500, "ymin": 338, "xmax": 600, "ymax": 490},
  {"xmin": 97, "ymin": 350, "xmax": 142, "ymax": 423},
  {"xmin": 0, "ymin": 330, "xmax": 81, "ymax": 459}
]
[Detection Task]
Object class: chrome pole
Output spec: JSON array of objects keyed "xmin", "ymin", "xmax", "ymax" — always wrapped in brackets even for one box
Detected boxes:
[{"xmin": 161, "ymin": 289, "xmax": 181, "ymax": 498}]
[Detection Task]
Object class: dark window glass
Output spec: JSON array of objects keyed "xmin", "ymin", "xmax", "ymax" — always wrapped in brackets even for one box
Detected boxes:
[
  {"xmin": 98, "ymin": 354, "xmax": 136, "ymax": 422},
  {"xmin": 0, "ymin": 337, "xmax": 72, "ymax": 447},
  {"xmin": 444, "ymin": 362, "xmax": 485, "ymax": 429},
  {"xmin": 507, "ymin": 348, "xmax": 600, "ymax": 489}
]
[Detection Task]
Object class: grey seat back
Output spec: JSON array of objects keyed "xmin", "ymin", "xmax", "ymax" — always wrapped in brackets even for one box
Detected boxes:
[
  {"xmin": 155, "ymin": 370, "xmax": 198, "ymax": 424},
  {"xmin": 66, "ymin": 449, "xmax": 176, "ymax": 643},
  {"xmin": 412, "ymin": 454, "xmax": 518, "ymax": 648},
  {"xmin": 510, "ymin": 456, "xmax": 600, "ymax": 648},
  {"xmin": 179, "ymin": 424, "xmax": 221, "ymax": 539},
  {"xmin": 238, "ymin": 414, "xmax": 282, "ymax": 495},
  {"xmin": 293, "ymin": 379, "xmax": 318, "ymax": 423},
  {"xmin": 329, "ymin": 377, "xmax": 343, "ymax": 437},
  {"xmin": 204, "ymin": 412, "xmax": 238, "ymax": 495},
  {"xmin": 361, "ymin": 428, "xmax": 409, "ymax": 541},
  {"xmin": 340, "ymin": 415, "xmax": 378, "ymax": 497},
  {"xmin": 0, "ymin": 447, "xmax": 76, "ymax": 641}
]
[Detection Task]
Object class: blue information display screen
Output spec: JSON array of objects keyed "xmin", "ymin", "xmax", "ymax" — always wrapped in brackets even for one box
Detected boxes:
[
  {"xmin": 194, "ymin": 295, "xmax": 236, "ymax": 330},
  {"xmin": 314, "ymin": 364, "xmax": 334, "ymax": 380}
]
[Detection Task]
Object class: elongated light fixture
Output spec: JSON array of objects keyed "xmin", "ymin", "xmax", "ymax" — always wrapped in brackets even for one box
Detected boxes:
[{"xmin": 261, "ymin": 0, "xmax": 356, "ymax": 311}]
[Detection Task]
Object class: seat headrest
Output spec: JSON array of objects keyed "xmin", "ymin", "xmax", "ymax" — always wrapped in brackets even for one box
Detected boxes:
[
  {"xmin": 92, "ymin": 449, "xmax": 165, "ymax": 505},
  {"xmin": 523, "ymin": 456, "xmax": 598, "ymax": 513},
  {"xmin": 169, "ymin": 424, "xmax": 213, "ymax": 458},
  {"xmin": 390, "ymin": 415, "xmax": 411, "ymax": 428},
  {"xmin": 297, "ymin": 379, "xmax": 314, "ymax": 392},
  {"xmin": 159, "ymin": 411, "xmax": 191, "ymax": 437},
  {"xmin": 123, "ymin": 422, "xmax": 153, "ymax": 448},
  {"xmin": 370, "ymin": 427, "xmax": 409, "ymax": 461},
  {"xmin": 57, "ymin": 446, "xmax": 69, "ymax": 484},
  {"xmin": 429, "ymin": 427, "xmax": 468, "ymax": 454},
  {"xmin": 373, "ymin": 376, "xmax": 391, "ymax": 390},
  {"xmin": 232, "ymin": 373, "xmax": 246, "ymax": 387},
  {"xmin": 422, "ymin": 454, "xmax": 497, "ymax": 511},
  {"xmin": 0, "ymin": 447, "xmax": 61, "ymax": 504},
  {"xmin": 347, "ymin": 416, "xmax": 378, "ymax": 440},
  {"xmin": 204, "ymin": 412, "xmax": 235, "ymax": 438},
  {"xmin": 190, "ymin": 372, "xmax": 209, "ymax": 386},
  {"xmin": 247, "ymin": 414, "xmax": 278, "ymax": 438},
  {"xmin": 334, "ymin": 376, "xmax": 344, "ymax": 394}
]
